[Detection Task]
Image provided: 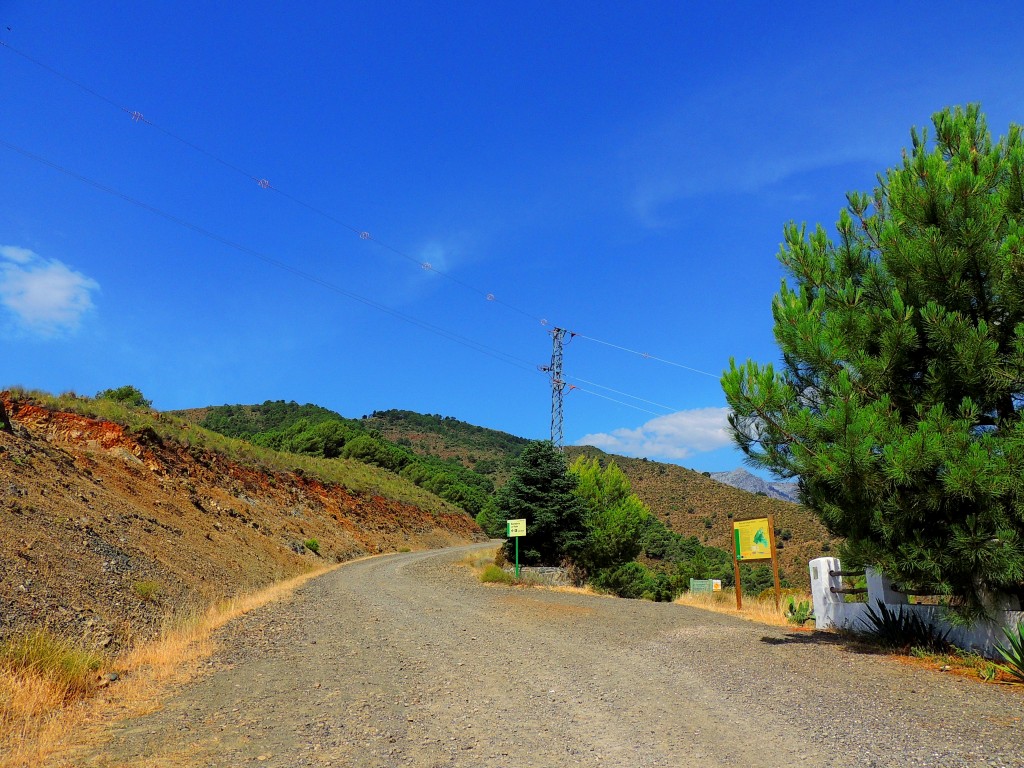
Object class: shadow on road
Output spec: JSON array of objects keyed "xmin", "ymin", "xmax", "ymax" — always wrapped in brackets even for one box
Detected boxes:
[{"xmin": 760, "ymin": 631, "xmax": 886, "ymax": 655}]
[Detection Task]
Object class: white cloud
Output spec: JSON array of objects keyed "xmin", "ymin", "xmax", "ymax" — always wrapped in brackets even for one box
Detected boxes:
[
  {"xmin": 0, "ymin": 245, "xmax": 99, "ymax": 335},
  {"xmin": 0, "ymin": 245, "xmax": 35, "ymax": 264},
  {"xmin": 576, "ymin": 407, "xmax": 732, "ymax": 460}
]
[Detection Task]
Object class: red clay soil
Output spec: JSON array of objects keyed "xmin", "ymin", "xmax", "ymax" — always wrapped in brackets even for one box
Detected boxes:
[{"xmin": 0, "ymin": 393, "xmax": 485, "ymax": 653}]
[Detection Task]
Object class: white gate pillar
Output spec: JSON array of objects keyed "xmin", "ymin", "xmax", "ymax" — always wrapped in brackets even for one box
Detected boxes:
[{"xmin": 809, "ymin": 557, "xmax": 844, "ymax": 630}]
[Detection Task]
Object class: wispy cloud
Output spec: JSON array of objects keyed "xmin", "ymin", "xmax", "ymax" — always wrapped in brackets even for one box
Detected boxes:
[
  {"xmin": 622, "ymin": 72, "xmax": 900, "ymax": 229},
  {"xmin": 0, "ymin": 245, "xmax": 99, "ymax": 335},
  {"xmin": 576, "ymin": 407, "xmax": 732, "ymax": 460}
]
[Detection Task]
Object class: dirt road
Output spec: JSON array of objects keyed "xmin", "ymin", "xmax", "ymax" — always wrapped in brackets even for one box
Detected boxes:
[{"xmin": 90, "ymin": 544, "xmax": 1021, "ymax": 768}]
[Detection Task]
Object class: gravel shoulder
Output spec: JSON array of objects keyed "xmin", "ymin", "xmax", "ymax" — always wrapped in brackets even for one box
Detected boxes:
[{"xmin": 87, "ymin": 543, "xmax": 1022, "ymax": 768}]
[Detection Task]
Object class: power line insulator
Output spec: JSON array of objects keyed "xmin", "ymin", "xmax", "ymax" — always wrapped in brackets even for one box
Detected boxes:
[
  {"xmin": 256, "ymin": 179, "xmax": 271, "ymax": 189},
  {"xmin": 421, "ymin": 262, "xmax": 432, "ymax": 270},
  {"xmin": 540, "ymin": 318, "xmax": 548, "ymax": 326},
  {"xmin": 129, "ymin": 110, "xmax": 145, "ymax": 122},
  {"xmin": 359, "ymin": 231, "xmax": 371, "ymax": 240}
]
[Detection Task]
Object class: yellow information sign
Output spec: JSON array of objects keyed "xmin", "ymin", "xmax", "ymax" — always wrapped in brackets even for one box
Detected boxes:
[
  {"xmin": 506, "ymin": 518, "xmax": 526, "ymax": 538},
  {"xmin": 733, "ymin": 517, "xmax": 772, "ymax": 561}
]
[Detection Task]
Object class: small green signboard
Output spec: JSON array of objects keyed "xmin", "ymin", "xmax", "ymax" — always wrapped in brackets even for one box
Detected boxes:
[
  {"xmin": 506, "ymin": 519, "xmax": 526, "ymax": 578},
  {"xmin": 690, "ymin": 578, "xmax": 714, "ymax": 594}
]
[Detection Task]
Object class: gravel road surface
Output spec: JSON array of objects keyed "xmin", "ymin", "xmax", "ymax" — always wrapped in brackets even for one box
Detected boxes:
[{"xmin": 91, "ymin": 543, "xmax": 1021, "ymax": 767}]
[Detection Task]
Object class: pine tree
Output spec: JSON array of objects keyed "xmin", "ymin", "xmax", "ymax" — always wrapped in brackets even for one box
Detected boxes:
[
  {"xmin": 494, "ymin": 441, "xmax": 587, "ymax": 566},
  {"xmin": 570, "ymin": 456, "xmax": 651, "ymax": 573},
  {"xmin": 723, "ymin": 105, "xmax": 1024, "ymax": 620}
]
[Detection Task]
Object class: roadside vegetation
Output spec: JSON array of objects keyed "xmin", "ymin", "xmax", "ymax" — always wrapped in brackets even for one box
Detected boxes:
[
  {"xmin": 195, "ymin": 401, "xmax": 499, "ymax": 516},
  {"xmin": 475, "ymin": 440, "xmax": 792, "ymax": 602},
  {"xmin": 0, "ymin": 564, "xmax": 336, "ymax": 768},
  {"xmin": 3, "ymin": 387, "xmax": 463, "ymax": 519}
]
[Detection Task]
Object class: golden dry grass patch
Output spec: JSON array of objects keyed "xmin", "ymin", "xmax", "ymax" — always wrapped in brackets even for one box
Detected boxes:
[
  {"xmin": 0, "ymin": 563, "xmax": 339, "ymax": 768},
  {"xmin": 674, "ymin": 589, "xmax": 814, "ymax": 629}
]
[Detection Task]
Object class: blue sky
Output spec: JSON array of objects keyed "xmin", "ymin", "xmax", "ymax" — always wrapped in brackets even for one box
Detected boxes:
[{"xmin": 3, "ymin": 2, "xmax": 1023, "ymax": 475}]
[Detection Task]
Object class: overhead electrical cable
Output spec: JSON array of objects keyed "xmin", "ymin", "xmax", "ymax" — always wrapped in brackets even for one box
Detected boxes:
[
  {"xmin": 0, "ymin": 137, "xmax": 673, "ymax": 419},
  {"xmin": 0, "ymin": 39, "xmax": 540, "ymax": 324},
  {"xmin": 565, "ymin": 376, "xmax": 680, "ymax": 413},
  {"xmin": 1, "ymin": 38, "xmax": 720, "ymax": 380},
  {"xmin": 568, "ymin": 386, "xmax": 663, "ymax": 417},
  {"xmin": 0, "ymin": 137, "xmax": 536, "ymax": 374},
  {"xmin": 569, "ymin": 333, "xmax": 719, "ymax": 378}
]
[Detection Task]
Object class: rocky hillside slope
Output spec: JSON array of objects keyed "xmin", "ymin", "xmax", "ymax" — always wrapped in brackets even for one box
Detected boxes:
[{"xmin": 0, "ymin": 392, "xmax": 485, "ymax": 653}]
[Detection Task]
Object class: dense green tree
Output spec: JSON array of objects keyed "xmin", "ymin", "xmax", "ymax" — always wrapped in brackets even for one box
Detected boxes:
[
  {"xmin": 722, "ymin": 105, "xmax": 1024, "ymax": 619},
  {"xmin": 494, "ymin": 441, "xmax": 587, "ymax": 565},
  {"xmin": 95, "ymin": 385, "xmax": 152, "ymax": 409},
  {"xmin": 570, "ymin": 456, "xmax": 651, "ymax": 573},
  {"xmin": 475, "ymin": 499, "xmax": 506, "ymax": 539}
]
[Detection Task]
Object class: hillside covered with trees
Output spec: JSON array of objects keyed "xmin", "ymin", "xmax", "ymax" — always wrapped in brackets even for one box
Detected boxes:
[{"xmin": 181, "ymin": 402, "xmax": 833, "ymax": 592}]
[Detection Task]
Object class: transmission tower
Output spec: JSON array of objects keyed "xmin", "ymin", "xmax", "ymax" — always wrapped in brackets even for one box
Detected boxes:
[{"xmin": 540, "ymin": 327, "xmax": 569, "ymax": 451}]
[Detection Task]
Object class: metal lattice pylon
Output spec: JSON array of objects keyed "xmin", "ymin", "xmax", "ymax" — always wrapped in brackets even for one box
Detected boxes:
[{"xmin": 545, "ymin": 328, "xmax": 567, "ymax": 450}]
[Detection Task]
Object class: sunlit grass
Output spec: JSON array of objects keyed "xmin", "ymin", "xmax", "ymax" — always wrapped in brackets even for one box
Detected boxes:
[
  {"xmin": 674, "ymin": 588, "xmax": 814, "ymax": 628},
  {"xmin": 0, "ymin": 564, "xmax": 337, "ymax": 768}
]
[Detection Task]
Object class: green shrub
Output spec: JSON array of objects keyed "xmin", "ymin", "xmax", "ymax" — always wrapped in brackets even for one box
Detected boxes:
[
  {"xmin": 994, "ymin": 622, "xmax": 1024, "ymax": 683},
  {"xmin": 480, "ymin": 565, "xmax": 514, "ymax": 584},
  {"xmin": 785, "ymin": 597, "xmax": 813, "ymax": 625},
  {"xmin": 304, "ymin": 538, "xmax": 321, "ymax": 554},
  {"xmin": 591, "ymin": 562, "xmax": 681, "ymax": 601},
  {"xmin": 132, "ymin": 580, "xmax": 161, "ymax": 602},
  {"xmin": 95, "ymin": 385, "xmax": 152, "ymax": 409},
  {"xmin": 861, "ymin": 601, "xmax": 950, "ymax": 652},
  {"xmin": 0, "ymin": 630, "xmax": 104, "ymax": 698}
]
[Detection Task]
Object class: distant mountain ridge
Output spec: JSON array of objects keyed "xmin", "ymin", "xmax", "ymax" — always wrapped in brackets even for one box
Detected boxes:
[{"xmin": 710, "ymin": 469, "xmax": 799, "ymax": 503}]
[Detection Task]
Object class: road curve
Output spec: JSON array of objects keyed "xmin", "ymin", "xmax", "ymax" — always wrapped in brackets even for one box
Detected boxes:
[{"xmin": 91, "ymin": 543, "xmax": 1021, "ymax": 768}]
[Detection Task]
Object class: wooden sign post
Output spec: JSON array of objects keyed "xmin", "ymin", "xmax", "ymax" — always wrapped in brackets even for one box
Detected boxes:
[{"xmin": 732, "ymin": 514, "xmax": 781, "ymax": 611}]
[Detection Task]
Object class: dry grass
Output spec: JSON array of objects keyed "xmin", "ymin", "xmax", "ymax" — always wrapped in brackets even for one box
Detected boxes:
[
  {"xmin": 674, "ymin": 589, "xmax": 815, "ymax": 628},
  {"xmin": 0, "ymin": 564, "xmax": 337, "ymax": 768},
  {"xmin": 459, "ymin": 547, "xmax": 499, "ymax": 577}
]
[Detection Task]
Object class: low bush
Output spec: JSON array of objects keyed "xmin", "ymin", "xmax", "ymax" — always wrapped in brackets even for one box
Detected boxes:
[
  {"xmin": 132, "ymin": 580, "xmax": 161, "ymax": 602},
  {"xmin": 480, "ymin": 565, "xmax": 514, "ymax": 584},
  {"xmin": 304, "ymin": 538, "xmax": 321, "ymax": 555},
  {"xmin": 591, "ymin": 562, "xmax": 681, "ymax": 602},
  {"xmin": 0, "ymin": 630, "xmax": 104, "ymax": 700}
]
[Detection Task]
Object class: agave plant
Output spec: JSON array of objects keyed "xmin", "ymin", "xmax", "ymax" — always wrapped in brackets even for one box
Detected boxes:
[
  {"xmin": 861, "ymin": 601, "xmax": 951, "ymax": 652},
  {"xmin": 994, "ymin": 622, "xmax": 1024, "ymax": 683}
]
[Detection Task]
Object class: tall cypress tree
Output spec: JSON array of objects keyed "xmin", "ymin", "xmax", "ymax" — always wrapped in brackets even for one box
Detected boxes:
[
  {"xmin": 495, "ymin": 441, "xmax": 587, "ymax": 566},
  {"xmin": 723, "ymin": 105, "xmax": 1024, "ymax": 620}
]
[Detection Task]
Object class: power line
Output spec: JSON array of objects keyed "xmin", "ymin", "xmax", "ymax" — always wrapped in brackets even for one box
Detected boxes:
[
  {"xmin": 566, "ymin": 375, "xmax": 680, "ymax": 413},
  {"xmin": 570, "ymin": 332, "xmax": 719, "ymax": 378},
  {"xmin": 0, "ymin": 39, "xmax": 542, "ymax": 325},
  {"xmin": 0, "ymin": 137, "xmax": 538, "ymax": 374},
  {"xmin": 1, "ymin": 38, "xmax": 721, "ymax": 380},
  {"xmin": 0, "ymin": 137, "xmax": 678, "ymax": 421}
]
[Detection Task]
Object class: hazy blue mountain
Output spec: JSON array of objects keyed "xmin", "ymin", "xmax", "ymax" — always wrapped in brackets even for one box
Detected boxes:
[{"xmin": 710, "ymin": 469, "xmax": 799, "ymax": 503}]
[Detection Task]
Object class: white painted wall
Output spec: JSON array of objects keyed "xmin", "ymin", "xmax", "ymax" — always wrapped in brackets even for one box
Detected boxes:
[{"xmin": 809, "ymin": 557, "xmax": 1023, "ymax": 658}]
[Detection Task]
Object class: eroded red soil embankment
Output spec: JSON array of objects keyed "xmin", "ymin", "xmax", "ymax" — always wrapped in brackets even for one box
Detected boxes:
[{"xmin": 0, "ymin": 393, "xmax": 485, "ymax": 651}]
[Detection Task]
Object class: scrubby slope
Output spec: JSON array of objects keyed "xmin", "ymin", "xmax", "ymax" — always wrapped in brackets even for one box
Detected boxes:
[
  {"xmin": 567, "ymin": 447, "xmax": 835, "ymax": 586},
  {"xmin": 0, "ymin": 392, "xmax": 485, "ymax": 652}
]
